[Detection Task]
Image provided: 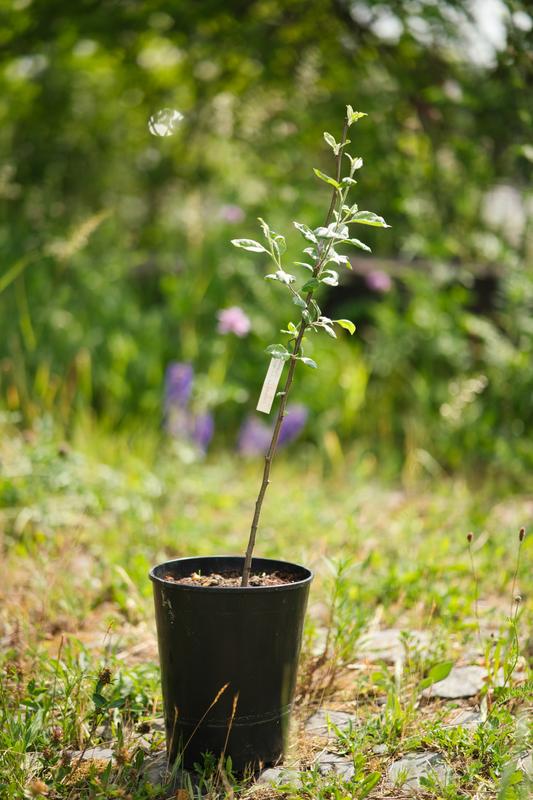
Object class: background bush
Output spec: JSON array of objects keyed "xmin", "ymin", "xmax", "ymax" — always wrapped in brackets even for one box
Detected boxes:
[{"xmin": 0, "ymin": 0, "xmax": 531, "ymax": 476}]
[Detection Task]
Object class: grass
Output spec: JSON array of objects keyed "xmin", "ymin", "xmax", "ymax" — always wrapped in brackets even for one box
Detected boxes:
[{"xmin": 0, "ymin": 413, "xmax": 531, "ymax": 799}]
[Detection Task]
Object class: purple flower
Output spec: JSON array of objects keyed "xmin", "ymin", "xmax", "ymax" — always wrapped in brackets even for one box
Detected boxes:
[
  {"xmin": 163, "ymin": 362, "xmax": 214, "ymax": 453},
  {"xmin": 219, "ymin": 204, "xmax": 245, "ymax": 224},
  {"xmin": 192, "ymin": 412, "xmax": 214, "ymax": 453},
  {"xmin": 366, "ymin": 270, "xmax": 392, "ymax": 293},
  {"xmin": 237, "ymin": 404, "xmax": 308, "ymax": 456},
  {"xmin": 237, "ymin": 416, "xmax": 272, "ymax": 456},
  {"xmin": 165, "ymin": 362, "xmax": 193, "ymax": 409},
  {"xmin": 217, "ymin": 306, "xmax": 251, "ymax": 337},
  {"xmin": 278, "ymin": 404, "xmax": 308, "ymax": 445}
]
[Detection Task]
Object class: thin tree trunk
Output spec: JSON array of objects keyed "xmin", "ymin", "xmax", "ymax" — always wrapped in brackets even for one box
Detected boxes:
[{"xmin": 241, "ymin": 122, "xmax": 348, "ymax": 586}]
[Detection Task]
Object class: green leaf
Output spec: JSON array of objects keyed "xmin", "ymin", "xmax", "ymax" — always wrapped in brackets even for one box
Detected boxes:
[
  {"xmin": 293, "ymin": 221, "xmax": 318, "ymax": 244},
  {"xmin": 300, "ymin": 357, "xmax": 317, "ymax": 368},
  {"xmin": 92, "ymin": 692, "xmax": 108, "ymax": 708},
  {"xmin": 343, "ymin": 202, "xmax": 359, "ymax": 214},
  {"xmin": 359, "ymin": 772, "xmax": 381, "ymax": 800},
  {"xmin": 313, "ymin": 168, "xmax": 341, "ymax": 189},
  {"xmin": 292, "ymin": 294, "xmax": 307, "ymax": 308},
  {"xmin": 311, "ymin": 299, "xmax": 321, "ymax": 319},
  {"xmin": 335, "ymin": 318, "xmax": 356, "ymax": 335},
  {"xmin": 323, "ymin": 131, "xmax": 350, "ymax": 155},
  {"xmin": 326, "ymin": 249, "xmax": 350, "ymax": 267},
  {"xmin": 346, "ymin": 106, "xmax": 367, "ymax": 125},
  {"xmin": 294, "ymin": 261, "xmax": 314, "ymax": 272},
  {"xmin": 265, "ymin": 344, "xmax": 290, "ymax": 360},
  {"xmin": 346, "ymin": 155, "xmax": 363, "ymax": 172},
  {"xmin": 265, "ymin": 269, "xmax": 295, "ymax": 284},
  {"xmin": 108, "ymin": 697, "xmax": 126, "ymax": 709},
  {"xmin": 418, "ymin": 661, "xmax": 454, "ymax": 691},
  {"xmin": 351, "ymin": 210, "xmax": 390, "ymax": 228},
  {"xmin": 231, "ymin": 238, "xmax": 267, "ymax": 253},
  {"xmin": 0, "ymin": 256, "xmax": 32, "ymax": 296},
  {"xmin": 321, "ymin": 270, "xmax": 338, "ymax": 286},
  {"xmin": 257, "ymin": 217, "xmax": 271, "ymax": 239},
  {"xmin": 280, "ymin": 322, "xmax": 297, "ymax": 335},
  {"xmin": 347, "ymin": 238, "xmax": 371, "ymax": 252},
  {"xmin": 315, "ymin": 317, "xmax": 336, "ymax": 338},
  {"xmin": 302, "ymin": 278, "xmax": 320, "ymax": 292},
  {"xmin": 323, "ymin": 131, "xmax": 338, "ymax": 153},
  {"xmin": 272, "ymin": 233, "xmax": 287, "ymax": 254},
  {"xmin": 257, "ymin": 218, "xmax": 287, "ymax": 256},
  {"xmin": 315, "ymin": 223, "xmax": 349, "ymax": 240}
]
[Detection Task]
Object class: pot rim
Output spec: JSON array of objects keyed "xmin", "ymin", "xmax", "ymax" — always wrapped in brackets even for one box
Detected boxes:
[{"xmin": 149, "ymin": 554, "xmax": 313, "ymax": 593}]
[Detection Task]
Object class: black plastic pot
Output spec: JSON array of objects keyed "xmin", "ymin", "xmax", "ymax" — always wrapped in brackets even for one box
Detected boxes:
[{"xmin": 150, "ymin": 555, "xmax": 312, "ymax": 771}]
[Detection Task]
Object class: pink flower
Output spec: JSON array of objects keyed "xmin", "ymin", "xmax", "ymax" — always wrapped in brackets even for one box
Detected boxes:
[
  {"xmin": 366, "ymin": 270, "xmax": 392, "ymax": 293},
  {"xmin": 217, "ymin": 306, "xmax": 251, "ymax": 337},
  {"xmin": 219, "ymin": 204, "xmax": 245, "ymax": 224}
]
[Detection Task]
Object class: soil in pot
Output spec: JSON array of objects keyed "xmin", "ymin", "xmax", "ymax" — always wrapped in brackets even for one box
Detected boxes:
[{"xmin": 163, "ymin": 569, "xmax": 298, "ymax": 587}]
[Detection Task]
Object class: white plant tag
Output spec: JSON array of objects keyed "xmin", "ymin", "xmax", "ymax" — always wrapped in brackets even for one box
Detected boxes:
[{"xmin": 256, "ymin": 357, "xmax": 285, "ymax": 414}]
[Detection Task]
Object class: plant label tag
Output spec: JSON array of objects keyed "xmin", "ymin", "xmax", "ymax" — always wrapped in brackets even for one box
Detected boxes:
[{"xmin": 256, "ymin": 358, "xmax": 284, "ymax": 414}]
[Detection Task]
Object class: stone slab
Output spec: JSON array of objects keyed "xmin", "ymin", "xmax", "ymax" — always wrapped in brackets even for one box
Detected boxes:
[
  {"xmin": 444, "ymin": 708, "xmax": 483, "ymax": 728},
  {"xmin": 143, "ymin": 750, "xmax": 193, "ymax": 792},
  {"xmin": 357, "ymin": 629, "xmax": 431, "ymax": 664},
  {"xmin": 388, "ymin": 751, "xmax": 453, "ymax": 789},
  {"xmin": 316, "ymin": 751, "xmax": 355, "ymax": 780},
  {"xmin": 424, "ymin": 666, "xmax": 489, "ymax": 699},
  {"xmin": 305, "ymin": 709, "xmax": 357, "ymax": 739},
  {"xmin": 257, "ymin": 766, "xmax": 301, "ymax": 786},
  {"xmin": 72, "ymin": 746, "xmax": 114, "ymax": 762}
]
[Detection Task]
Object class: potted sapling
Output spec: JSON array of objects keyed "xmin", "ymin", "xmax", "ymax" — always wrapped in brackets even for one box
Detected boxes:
[{"xmin": 150, "ymin": 106, "xmax": 390, "ymax": 772}]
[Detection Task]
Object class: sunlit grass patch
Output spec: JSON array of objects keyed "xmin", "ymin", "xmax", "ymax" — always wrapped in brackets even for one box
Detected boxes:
[{"xmin": 0, "ymin": 419, "xmax": 530, "ymax": 798}]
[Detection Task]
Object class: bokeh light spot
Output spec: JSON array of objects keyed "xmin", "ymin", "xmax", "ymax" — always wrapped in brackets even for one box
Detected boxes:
[{"xmin": 148, "ymin": 108, "xmax": 184, "ymax": 137}]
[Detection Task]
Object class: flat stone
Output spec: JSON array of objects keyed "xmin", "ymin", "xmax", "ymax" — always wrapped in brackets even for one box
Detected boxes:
[
  {"xmin": 357, "ymin": 629, "xmax": 431, "ymax": 664},
  {"xmin": 305, "ymin": 709, "xmax": 357, "ymax": 739},
  {"xmin": 444, "ymin": 708, "xmax": 483, "ymax": 728},
  {"xmin": 143, "ymin": 750, "xmax": 192, "ymax": 790},
  {"xmin": 388, "ymin": 752, "xmax": 453, "ymax": 789},
  {"xmin": 424, "ymin": 666, "xmax": 491, "ymax": 699},
  {"xmin": 72, "ymin": 746, "xmax": 114, "ymax": 762},
  {"xmin": 316, "ymin": 751, "xmax": 355, "ymax": 780},
  {"xmin": 143, "ymin": 751, "xmax": 167, "ymax": 785},
  {"xmin": 257, "ymin": 766, "xmax": 301, "ymax": 786}
]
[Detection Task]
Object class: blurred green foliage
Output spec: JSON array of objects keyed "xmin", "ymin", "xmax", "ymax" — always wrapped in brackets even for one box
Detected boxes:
[{"xmin": 0, "ymin": 0, "xmax": 532, "ymax": 476}]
